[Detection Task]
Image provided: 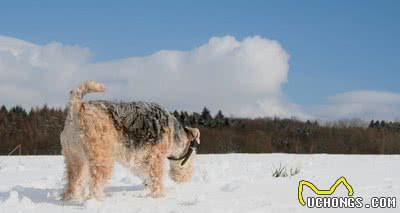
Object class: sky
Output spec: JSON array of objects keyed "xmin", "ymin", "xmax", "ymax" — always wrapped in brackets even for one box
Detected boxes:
[{"xmin": 0, "ymin": 0, "xmax": 400, "ymax": 121}]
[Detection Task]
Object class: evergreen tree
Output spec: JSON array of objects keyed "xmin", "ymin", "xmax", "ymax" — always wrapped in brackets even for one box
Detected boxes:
[
  {"xmin": 201, "ymin": 107, "xmax": 212, "ymax": 121},
  {"xmin": 190, "ymin": 112, "xmax": 201, "ymax": 125},
  {"xmin": 179, "ymin": 111, "xmax": 190, "ymax": 126},
  {"xmin": 215, "ymin": 110, "xmax": 224, "ymax": 120},
  {"xmin": 215, "ymin": 110, "xmax": 226, "ymax": 127},
  {"xmin": 172, "ymin": 110, "xmax": 180, "ymax": 119},
  {"xmin": 369, "ymin": 120, "xmax": 375, "ymax": 128}
]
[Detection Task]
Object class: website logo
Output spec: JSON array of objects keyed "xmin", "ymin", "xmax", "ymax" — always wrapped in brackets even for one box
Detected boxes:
[{"xmin": 298, "ymin": 177, "xmax": 397, "ymax": 209}]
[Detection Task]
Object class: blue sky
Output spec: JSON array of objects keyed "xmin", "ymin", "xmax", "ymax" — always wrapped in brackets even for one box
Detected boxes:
[{"xmin": 1, "ymin": 0, "xmax": 400, "ymax": 120}]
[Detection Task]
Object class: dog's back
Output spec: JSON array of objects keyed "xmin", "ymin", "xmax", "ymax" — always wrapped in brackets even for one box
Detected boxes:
[{"xmin": 88, "ymin": 101, "xmax": 185, "ymax": 149}]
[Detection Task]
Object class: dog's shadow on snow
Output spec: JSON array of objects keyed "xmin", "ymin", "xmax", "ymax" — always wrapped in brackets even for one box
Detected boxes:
[
  {"xmin": 0, "ymin": 185, "xmax": 144, "ymax": 207},
  {"xmin": 104, "ymin": 184, "xmax": 144, "ymax": 195}
]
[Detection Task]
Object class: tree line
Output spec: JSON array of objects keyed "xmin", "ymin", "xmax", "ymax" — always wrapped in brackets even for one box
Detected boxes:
[{"xmin": 1, "ymin": 105, "xmax": 400, "ymax": 155}]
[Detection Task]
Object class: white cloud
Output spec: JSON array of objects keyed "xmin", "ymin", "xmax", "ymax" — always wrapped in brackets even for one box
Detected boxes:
[
  {"xmin": 0, "ymin": 35, "xmax": 308, "ymax": 118},
  {"xmin": 1, "ymin": 35, "xmax": 400, "ymax": 121},
  {"xmin": 0, "ymin": 36, "xmax": 91, "ymax": 107},
  {"xmin": 310, "ymin": 91, "xmax": 400, "ymax": 121}
]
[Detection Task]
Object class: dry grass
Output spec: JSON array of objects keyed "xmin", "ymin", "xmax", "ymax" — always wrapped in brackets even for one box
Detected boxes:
[{"xmin": 272, "ymin": 164, "xmax": 301, "ymax": 178}]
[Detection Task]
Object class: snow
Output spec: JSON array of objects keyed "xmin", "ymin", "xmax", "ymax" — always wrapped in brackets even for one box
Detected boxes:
[{"xmin": 0, "ymin": 154, "xmax": 399, "ymax": 212}]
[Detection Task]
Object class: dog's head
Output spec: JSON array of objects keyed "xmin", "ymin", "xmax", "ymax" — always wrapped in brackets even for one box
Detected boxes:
[{"xmin": 184, "ymin": 127, "xmax": 200, "ymax": 146}]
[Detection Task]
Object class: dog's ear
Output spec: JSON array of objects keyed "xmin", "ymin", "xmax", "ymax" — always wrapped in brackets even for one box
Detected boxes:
[{"xmin": 184, "ymin": 127, "xmax": 200, "ymax": 143}]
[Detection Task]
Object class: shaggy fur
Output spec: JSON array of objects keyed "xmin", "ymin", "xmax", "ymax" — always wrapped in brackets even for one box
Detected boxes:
[{"xmin": 60, "ymin": 81, "xmax": 200, "ymax": 201}]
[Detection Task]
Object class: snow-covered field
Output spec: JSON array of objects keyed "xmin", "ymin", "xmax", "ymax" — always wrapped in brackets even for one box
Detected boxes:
[{"xmin": 0, "ymin": 154, "xmax": 399, "ymax": 213}]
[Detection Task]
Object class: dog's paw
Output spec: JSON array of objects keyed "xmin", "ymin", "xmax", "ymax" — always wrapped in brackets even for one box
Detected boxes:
[
  {"xmin": 62, "ymin": 192, "xmax": 83, "ymax": 202},
  {"xmin": 87, "ymin": 191, "xmax": 105, "ymax": 201},
  {"xmin": 148, "ymin": 190, "xmax": 165, "ymax": 198}
]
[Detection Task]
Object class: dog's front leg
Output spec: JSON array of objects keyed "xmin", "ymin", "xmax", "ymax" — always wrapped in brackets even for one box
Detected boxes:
[{"xmin": 147, "ymin": 147, "xmax": 166, "ymax": 198}]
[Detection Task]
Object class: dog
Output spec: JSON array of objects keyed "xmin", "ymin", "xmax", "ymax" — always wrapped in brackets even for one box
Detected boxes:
[{"xmin": 60, "ymin": 81, "xmax": 200, "ymax": 201}]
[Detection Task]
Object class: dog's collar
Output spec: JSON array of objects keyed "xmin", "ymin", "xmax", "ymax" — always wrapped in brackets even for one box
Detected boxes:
[{"xmin": 168, "ymin": 139, "xmax": 199, "ymax": 166}]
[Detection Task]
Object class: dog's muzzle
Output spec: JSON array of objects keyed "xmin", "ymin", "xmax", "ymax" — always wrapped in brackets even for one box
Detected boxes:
[{"xmin": 168, "ymin": 139, "xmax": 199, "ymax": 166}]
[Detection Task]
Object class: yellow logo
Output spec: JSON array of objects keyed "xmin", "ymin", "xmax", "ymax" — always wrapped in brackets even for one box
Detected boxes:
[{"xmin": 298, "ymin": 176, "xmax": 354, "ymax": 206}]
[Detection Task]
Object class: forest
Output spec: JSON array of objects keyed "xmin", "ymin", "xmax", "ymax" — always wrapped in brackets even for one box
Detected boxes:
[{"xmin": 1, "ymin": 105, "xmax": 400, "ymax": 155}]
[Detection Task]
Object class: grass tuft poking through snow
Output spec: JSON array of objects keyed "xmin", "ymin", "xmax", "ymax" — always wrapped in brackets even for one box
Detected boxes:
[{"xmin": 272, "ymin": 164, "xmax": 301, "ymax": 178}]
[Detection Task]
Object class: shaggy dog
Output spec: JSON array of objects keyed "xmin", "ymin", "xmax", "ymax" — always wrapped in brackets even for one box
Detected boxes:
[{"xmin": 60, "ymin": 81, "xmax": 200, "ymax": 201}]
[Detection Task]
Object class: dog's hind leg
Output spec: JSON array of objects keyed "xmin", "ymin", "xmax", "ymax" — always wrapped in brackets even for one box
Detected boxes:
[
  {"xmin": 79, "ymin": 107, "xmax": 117, "ymax": 200},
  {"xmin": 84, "ymin": 141, "xmax": 114, "ymax": 200},
  {"xmin": 62, "ymin": 147, "xmax": 89, "ymax": 201}
]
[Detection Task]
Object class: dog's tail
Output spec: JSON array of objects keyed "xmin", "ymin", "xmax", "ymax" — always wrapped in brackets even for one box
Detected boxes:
[{"xmin": 67, "ymin": 81, "xmax": 105, "ymax": 114}]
